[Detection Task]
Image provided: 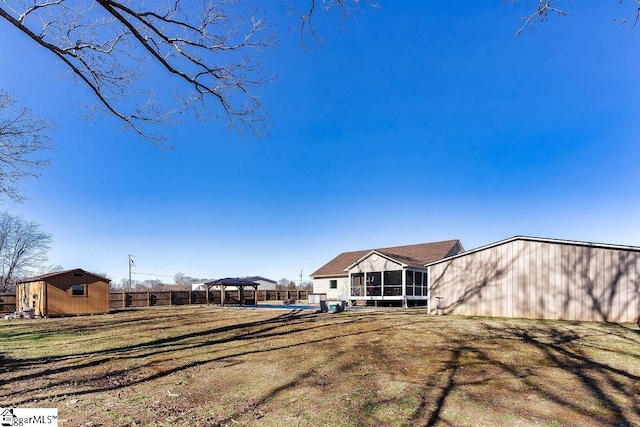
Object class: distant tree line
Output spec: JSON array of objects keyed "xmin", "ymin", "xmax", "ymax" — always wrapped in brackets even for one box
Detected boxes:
[{"xmin": 278, "ymin": 278, "xmax": 313, "ymax": 291}]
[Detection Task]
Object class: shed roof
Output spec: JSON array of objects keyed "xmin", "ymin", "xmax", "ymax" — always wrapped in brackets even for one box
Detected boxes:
[
  {"xmin": 311, "ymin": 240, "xmax": 462, "ymax": 277},
  {"xmin": 425, "ymin": 235, "xmax": 640, "ymax": 267},
  {"xmin": 18, "ymin": 268, "xmax": 111, "ymax": 284}
]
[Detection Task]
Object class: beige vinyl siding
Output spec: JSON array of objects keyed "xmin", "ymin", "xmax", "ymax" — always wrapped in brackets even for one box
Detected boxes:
[
  {"xmin": 313, "ymin": 277, "xmax": 349, "ymax": 300},
  {"xmin": 429, "ymin": 238, "xmax": 640, "ymax": 323},
  {"xmin": 349, "ymin": 254, "xmax": 403, "ymax": 273}
]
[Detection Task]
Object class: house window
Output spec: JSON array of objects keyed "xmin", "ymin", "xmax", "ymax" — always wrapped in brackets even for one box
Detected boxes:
[
  {"xmin": 329, "ymin": 280, "xmax": 337, "ymax": 289},
  {"xmin": 72, "ymin": 284, "xmax": 87, "ymax": 296}
]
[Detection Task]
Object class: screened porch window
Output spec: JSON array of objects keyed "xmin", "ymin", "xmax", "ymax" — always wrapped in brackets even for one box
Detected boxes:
[
  {"xmin": 351, "ymin": 273, "xmax": 365, "ymax": 296},
  {"xmin": 384, "ymin": 271, "xmax": 402, "ymax": 296},
  {"xmin": 366, "ymin": 272, "xmax": 382, "ymax": 296},
  {"xmin": 406, "ymin": 270, "xmax": 414, "ymax": 296},
  {"xmin": 414, "ymin": 271, "xmax": 424, "ymax": 296}
]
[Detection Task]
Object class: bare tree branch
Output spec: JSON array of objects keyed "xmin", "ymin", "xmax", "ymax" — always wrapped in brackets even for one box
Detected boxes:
[
  {"xmin": 614, "ymin": 0, "xmax": 640, "ymax": 31},
  {"xmin": 0, "ymin": 91, "xmax": 53, "ymax": 203},
  {"xmin": 506, "ymin": 0, "xmax": 640, "ymax": 36},
  {"xmin": 0, "ymin": 0, "xmax": 278, "ymax": 146},
  {"xmin": 503, "ymin": 0, "xmax": 569, "ymax": 36},
  {"xmin": 288, "ymin": 0, "xmax": 379, "ymax": 48},
  {"xmin": 0, "ymin": 1, "xmax": 383, "ymax": 146}
]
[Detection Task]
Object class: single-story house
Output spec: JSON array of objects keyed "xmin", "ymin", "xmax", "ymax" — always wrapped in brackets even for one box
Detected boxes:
[
  {"xmin": 427, "ymin": 236, "xmax": 640, "ymax": 323},
  {"xmin": 16, "ymin": 269, "xmax": 111, "ymax": 317},
  {"xmin": 312, "ymin": 240, "xmax": 464, "ymax": 306}
]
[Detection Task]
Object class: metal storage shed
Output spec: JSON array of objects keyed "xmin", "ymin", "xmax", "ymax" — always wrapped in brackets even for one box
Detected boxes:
[{"xmin": 427, "ymin": 236, "xmax": 640, "ymax": 323}]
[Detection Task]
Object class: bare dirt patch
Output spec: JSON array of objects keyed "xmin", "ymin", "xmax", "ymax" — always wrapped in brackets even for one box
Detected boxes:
[{"xmin": 1, "ymin": 306, "xmax": 638, "ymax": 426}]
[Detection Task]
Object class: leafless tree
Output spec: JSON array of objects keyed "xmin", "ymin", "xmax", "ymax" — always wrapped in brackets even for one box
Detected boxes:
[
  {"xmin": 0, "ymin": 91, "xmax": 54, "ymax": 203},
  {"xmin": 141, "ymin": 278, "xmax": 163, "ymax": 289},
  {"xmin": 174, "ymin": 272, "xmax": 187, "ymax": 287},
  {"xmin": 173, "ymin": 272, "xmax": 199, "ymax": 289},
  {"xmin": 91, "ymin": 271, "xmax": 111, "ymax": 280},
  {"xmin": 0, "ymin": 0, "xmax": 278, "ymax": 147},
  {"xmin": 36, "ymin": 264, "xmax": 65, "ymax": 275},
  {"xmin": 0, "ymin": 211, "xmax": 52, "ymax": 292},
  {"xmin": 506, "ymin": 0, "xmax": 640, "ymax": 36},
  {"xmin": 276, "ymin": 277, "xmax": 290, "ymax": 291},
  {"xmin": 299, "ymin": 280, "xmax": 313, "ymax": 291},
  {"xmin": 116, "ymin": 277, "xmax": 138, "ymax": 289},
  {"xmin": 0, "ymin": 1, "xmax": 380, "ymax": 147},
  {"xmin": 288, "ymin": 0, "xmax": 379, "ymax": 46}
]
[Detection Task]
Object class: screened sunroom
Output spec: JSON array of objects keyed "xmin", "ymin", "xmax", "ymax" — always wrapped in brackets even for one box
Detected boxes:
[
  {"xmin": 346, "ymin": 250, "xmax": 430, "ymax": 307},
  {"xmin": 311, "ymin": 239, "xmax": 463, "ymax": 306}
]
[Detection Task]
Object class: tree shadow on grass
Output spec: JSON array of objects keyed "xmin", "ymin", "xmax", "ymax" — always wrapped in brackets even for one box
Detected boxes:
[
  {"xmin": 4, "ymin": 309, "xmax": 638, "ymax": 425},
  {"xmin": 1, "ymin": 310, "xmax": 426, "ymax": 406},
  {"xmin": 412, "ymin": 321, "xmax": 639, "ymax": 426}
]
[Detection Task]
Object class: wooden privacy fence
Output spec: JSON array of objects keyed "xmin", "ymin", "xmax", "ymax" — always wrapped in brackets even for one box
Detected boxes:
[
  {"xmin": 0, "ymin": 293, "xmax": 17, "ymax": 315},
  {"xmin": 1, "ymin": 290, "xmax": 309, "ymax": 313},
  {"xmin": 109, "ymin": 289, "xmax": 309, "ymax": 309}
]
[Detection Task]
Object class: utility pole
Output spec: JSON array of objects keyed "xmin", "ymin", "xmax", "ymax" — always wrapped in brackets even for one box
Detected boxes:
[
  {"xmin": 300, "ymin": 269, "xmax": 303, "ymax": 287},
  {"xmin": 128, "ymin": 254, "xmax": 133, "ymax": 291}
]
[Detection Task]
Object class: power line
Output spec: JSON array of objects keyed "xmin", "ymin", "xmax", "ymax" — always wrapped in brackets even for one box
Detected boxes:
[
  {"xmin": 131, "ymin": 272, "xmax": 174, "ymax": 278},
  {"xmin": 128, "ymin": 254, "xmax": 215, "ymax": 272},
  {"xmin": 132, "ymin": 264, "xmax": 179, "ymax": 272},
  {"xmin": 124, "ymin": 254, "xmax": 219, "ymax": 284}
]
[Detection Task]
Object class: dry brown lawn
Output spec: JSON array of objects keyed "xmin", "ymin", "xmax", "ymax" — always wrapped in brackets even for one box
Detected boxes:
[{"xmin": 1, "ymin": 305, "xmax": 639, "ymax": 426}]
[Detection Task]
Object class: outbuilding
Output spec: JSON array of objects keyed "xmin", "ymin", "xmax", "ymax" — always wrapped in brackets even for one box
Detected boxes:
[
  {"xmin": 16, "ymin": 269, "xmax": 111, "ymax": 317},
  {"xmin": 427, "ymin": 236, "xmax": 640, "ymax": 323}
]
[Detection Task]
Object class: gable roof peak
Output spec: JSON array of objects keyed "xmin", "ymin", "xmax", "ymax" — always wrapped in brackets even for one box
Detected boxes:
[
  {"xmin": 18, "ymin": 268, "xmax": 111, "ymax": 283},
  {"xmin": 311, "ymin": 239, "xmax": 462, "ymax": 277}
]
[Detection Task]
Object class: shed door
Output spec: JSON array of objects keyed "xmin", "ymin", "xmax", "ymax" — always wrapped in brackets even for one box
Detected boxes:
[{"xmin": 18, "ymin": 283, "xmax": 30, "ymax": 309}]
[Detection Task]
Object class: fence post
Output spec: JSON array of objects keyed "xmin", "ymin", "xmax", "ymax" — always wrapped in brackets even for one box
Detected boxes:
[
  {"xmin": 148, "ymin": 290, "xmax": 151, "ymax": 307},
  {"xmin": 122, "ymin": 291, "xmax": 126, "ymax": 308},
  {"xmin": 169, "ymin": 291, "xmax": 173, "ymax": 306}
]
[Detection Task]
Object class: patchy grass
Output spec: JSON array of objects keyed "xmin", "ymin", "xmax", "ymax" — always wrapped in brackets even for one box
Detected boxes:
[{"xmin": 1, "ymin": 306, "xmax": 639, "ymax": 426}]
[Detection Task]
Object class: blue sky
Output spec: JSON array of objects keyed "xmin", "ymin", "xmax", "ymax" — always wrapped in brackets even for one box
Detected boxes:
[{"xmin": 1, "ymin": 2, "xmax": 639, "ymax": 285}]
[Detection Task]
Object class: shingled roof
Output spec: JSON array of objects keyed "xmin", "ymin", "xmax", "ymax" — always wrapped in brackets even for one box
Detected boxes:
[
  {"xmin": 311, "ymin": 240, "xmax": 463, "ymax": 277},
  {"xmin": 18, "ymin": 268, "xmax": 110, "ymax": 283}
]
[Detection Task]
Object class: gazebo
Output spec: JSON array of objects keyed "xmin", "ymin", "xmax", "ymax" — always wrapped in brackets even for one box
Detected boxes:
[{"xmin": 204, "ymin": 278, "xmax": 260, "ymax": 305}]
